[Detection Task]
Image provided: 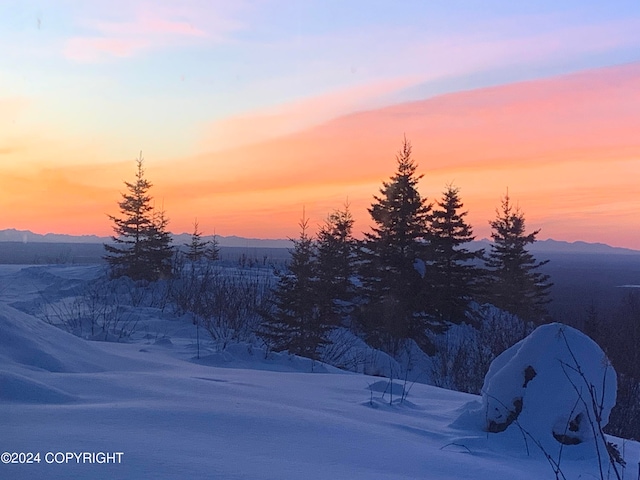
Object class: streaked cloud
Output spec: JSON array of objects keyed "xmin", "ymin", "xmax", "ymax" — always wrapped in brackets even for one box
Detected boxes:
[
  {"xmin": 200, "ymin": 76, "xmax": 421, "ymax": 152},
  {"xmin": 62, "ymin": 2, "xmax": 242, "ymax": 62},
  {"xmin": 91, "ymin": 16, "xmax": 207, "ymax": 38},
  {"xmin": 64, "ymin": 37, "xmax": 150, "ymax": 62}
]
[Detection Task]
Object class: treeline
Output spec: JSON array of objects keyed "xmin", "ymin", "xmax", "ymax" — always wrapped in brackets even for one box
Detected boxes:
[
  {"xmin": 258, "ymin": 138, "xmax": 551, "ymax": 359},
  {"xmin": 102, "ymin": 142, "xmax": 552, "ymax": 360}
]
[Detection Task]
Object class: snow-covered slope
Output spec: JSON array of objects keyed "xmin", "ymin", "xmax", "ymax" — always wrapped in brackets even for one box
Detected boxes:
[{"xmin": 1, "ymin": 265, "xmax": 638, "ymax": 479}]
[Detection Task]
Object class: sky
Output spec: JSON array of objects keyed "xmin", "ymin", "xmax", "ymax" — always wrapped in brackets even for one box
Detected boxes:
[{"xmin": 1, "ymin": 1, "xmax": 639, "ymax": 248}]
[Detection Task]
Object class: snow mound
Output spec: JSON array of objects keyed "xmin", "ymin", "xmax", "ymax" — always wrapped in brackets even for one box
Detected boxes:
[
  {"xmin": 0, "ymin": 370, "xmax": 76, "ymax": 404},
  {"xmin": 0, "ymin": 303, "xmax": 140, "ymax": 373},
  {"xmin": 455, "ymin": 323, "xmax": 616, "ymax": 455}
]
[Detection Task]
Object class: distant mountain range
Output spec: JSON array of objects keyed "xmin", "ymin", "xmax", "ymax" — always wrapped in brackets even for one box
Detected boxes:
[
  {"xmin": 0, "ymin": 228, "xmax": 293, "ymax": 249},
  {"xmin": 0, "ymin": 228, "xmax": 637, "ymax": 255},
  {"xmin": 471, "ymin": 238, "xmax": 640, "ymax": 255}
]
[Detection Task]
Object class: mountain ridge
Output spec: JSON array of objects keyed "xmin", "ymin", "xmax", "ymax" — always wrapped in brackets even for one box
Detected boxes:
[
  {"xmin": 0, "ymin": 228, "xmax": 637, "ymax": 254},
  {"xmin": 0, "ymin": 228, "xmax": 293, "ymax": 249}
]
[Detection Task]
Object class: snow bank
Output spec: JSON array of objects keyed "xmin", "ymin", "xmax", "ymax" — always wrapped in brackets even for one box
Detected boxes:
[
  {"xmin": 0, "ymin": 303, "xmax": 145, "ymax": 374},
  {"xmin": 455, "ymin": 323, "xmax": 617, "ymax": 457},
  {"xmin": 0, "ymin": 370, "xmax": 76, "ymax": 404}
]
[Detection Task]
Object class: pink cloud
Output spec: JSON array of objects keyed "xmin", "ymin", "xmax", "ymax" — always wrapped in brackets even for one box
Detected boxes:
[
  {"xmin": 92, "ymin": 16, "xmax": 207, "ymax": 38},
  {"xmin": 200, "ymin": 76, "xmax": 421, "ymax": 152},
  {"xmin": 341, "ymin": 16, "xmax": 640, "ymax": 98},
  {"xmin": 64, "ymin": 37, "xmax": 150, "ymax": 62},
  {"xmin": 63, "ymin": 3, "xmax": 240, "ymax": 62}
]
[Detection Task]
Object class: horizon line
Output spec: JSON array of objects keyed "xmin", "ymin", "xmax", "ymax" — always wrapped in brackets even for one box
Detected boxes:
[{"xmin": 1, "ymin": 227, "xmax": 639, "ymax": 253}]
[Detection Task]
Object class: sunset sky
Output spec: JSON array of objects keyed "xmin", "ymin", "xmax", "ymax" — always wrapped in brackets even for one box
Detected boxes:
[{"xmin": 1, "ymin": 1, "xmax": 639, "ymax": 248}]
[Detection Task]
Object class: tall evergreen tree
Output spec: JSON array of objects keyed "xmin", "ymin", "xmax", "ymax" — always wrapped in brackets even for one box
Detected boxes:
[
  {"xmin": 315, "ymin": 203, "xmax": 357, "ymax": 326},
  {"xmin": 427, "ymin": 184, "xmax": 484, "ymax": 323},
  {"xmin": 358, "ymin": 137, "xmax": 433, "ymax": 353},
  {"xmin": 484, "ymin": 193, "xmax": 552, "ymax": 321},
  {"xmin": 258, "ymin": 216, "xmax": 328, "ymax": 359},
  {"xmin": 104, "ymin": 153, "xmax": 173, "ymax": 281}
]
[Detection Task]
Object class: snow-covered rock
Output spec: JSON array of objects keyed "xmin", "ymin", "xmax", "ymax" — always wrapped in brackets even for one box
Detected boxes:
[{"xmin": 456, "ymin": 323, "xmax": 617, "ymax": 455}]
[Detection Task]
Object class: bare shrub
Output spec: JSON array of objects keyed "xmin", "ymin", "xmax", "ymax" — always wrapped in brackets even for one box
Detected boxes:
[
  {"xmin": 170, "ymin": 260, "xmax": 274, "ymax": 351},
  {"xmin": 38, "ymin": 277, "xmax": 137, "ymax": 341},
  {"xmin": 607, "ymin": 374, "xmax": 640, "ymax": 441},
  {"xmin": 430, "ymin": 304, "xmax": 533, "ymax": 393},
  {"xmin": 319, "ymin": 328, "xmax": 368, "ymax": 372}
]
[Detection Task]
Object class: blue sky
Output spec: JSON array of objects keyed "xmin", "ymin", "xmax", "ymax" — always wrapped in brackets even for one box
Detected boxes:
[{"xmin": 4, "ymin": 0, "xmax": 639, "ymax": 156}]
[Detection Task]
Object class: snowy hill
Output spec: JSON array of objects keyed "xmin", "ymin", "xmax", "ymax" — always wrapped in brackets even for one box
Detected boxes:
[{"xmin": 1, "ymin": 265, "xmax": 638, "ymax": 479}]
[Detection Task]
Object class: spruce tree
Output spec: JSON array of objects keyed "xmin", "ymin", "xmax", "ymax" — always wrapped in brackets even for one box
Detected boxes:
[
  {"xmin": 315, "ymin": 204, "xmax": 357, "ymax": 327},
  {"xmin": 484, "ymin": 193, "xmax": 552, "ymax": 321},
  {"xmin": 258, "ymin": 216, "xmax": 328, "ymax": 359},
  {"xmin": 358, "ymin": 137, "xmax": 433, "ymax": 353},
  {"xmin": 206, "ymin": 232, "xmax": 220, "ymax": 262},
  {"xmin": 427, "ymin": 184, "xmax": 484, "ymax": 323},
  {"xmin": 144, "ymin": 207, "xmax": 173, "ymax": 279},
  {"xmin": 104, "ymin": 153, "xmax": 173, "ymax": 281},
  {"xmin": 185, "ymin": 219, "xmax": 209, "ymax": 262}
]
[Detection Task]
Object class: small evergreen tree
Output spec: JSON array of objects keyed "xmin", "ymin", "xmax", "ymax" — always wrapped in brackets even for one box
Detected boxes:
[
  {"xmin": 258, "ymin": 216, "xmax": 328, "ymax": 359},
  {"xmin": 144, "ymin": 207, "xmax": 173, "ymax": 279},
  {"xmin": 484, "ymin": 193, "xmax": 552, "ymax": 321},
  {"xmin": 358, "ymin": 137, "xmax": 433, "ymax": 353},
  {"xmin": 315, "ymin": 203, "xmax": 357, "ymax": 327},
  {"xmin": 185, "ymin": 219, "xmax": 209, "ymax": 262},
  {"xmin": 426, "ymin": 184, "xmax": 484, "ymax": 323},
  {"xmin": 206, "ymin": 232, "xmax": 220, "ymax": 262},
  {"xmin": 104, "ymin": 153, "xmax": 173, "ymax": 281}
]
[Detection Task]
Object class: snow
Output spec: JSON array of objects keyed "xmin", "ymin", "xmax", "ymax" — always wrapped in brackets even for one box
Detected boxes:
[
  {"xmin": 455, "ymin": 323, "xmax": 618, "ymax": 464},
  {"xmin": 1, "ymin": 265, "xmax": 638, "ymax": 479}
]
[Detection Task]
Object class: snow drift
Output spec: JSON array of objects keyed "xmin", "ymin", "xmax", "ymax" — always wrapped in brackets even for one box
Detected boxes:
[{"xmin": 0, "ymin": 302, "xmax": 151, "ymax": 376}]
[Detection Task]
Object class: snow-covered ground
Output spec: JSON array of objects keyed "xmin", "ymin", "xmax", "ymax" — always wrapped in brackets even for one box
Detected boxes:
[{"xmin": 1, "ymin": 265, "xmax": 638, "ymax": 479}]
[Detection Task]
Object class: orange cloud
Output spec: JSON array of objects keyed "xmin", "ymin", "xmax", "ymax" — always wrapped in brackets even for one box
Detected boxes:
[
  {"xmin": 159, "ymin": 63, "xmax": 640, "ymax": 247},
  {"xmin": 0, "ymin": 107, "xmax": 134, "ymax": 236},
  {"xmin": 0, "ymin": 160, "xmax": 132, "ymax": 236},
  {"xmin": 2, "ymin": 63, "xmax": 639, "ymax": 249}
]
